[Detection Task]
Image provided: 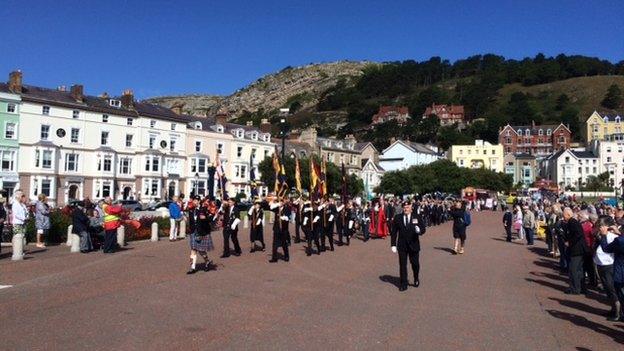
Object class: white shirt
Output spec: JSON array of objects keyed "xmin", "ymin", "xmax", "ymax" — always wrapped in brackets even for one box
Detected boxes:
[
  {"xmin": 12, "ymin": 202, "xmax": 27, "ymax": 225},
  {"xmin": 594, "ymin": 232, "xmax": 617, "ymax": 266}
]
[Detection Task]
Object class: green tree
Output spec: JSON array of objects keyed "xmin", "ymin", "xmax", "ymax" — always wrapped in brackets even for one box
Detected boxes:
[
  {"xmin": 601, "ymin": 84, "xmax": 623, "ymax": 109},
  {"xmin": 555, "ymin": 93, "xmax": 570, "ymax": 111},
  {"xmin": 506, "ymin": 92, "xmax": 537, "ymax": 125}
]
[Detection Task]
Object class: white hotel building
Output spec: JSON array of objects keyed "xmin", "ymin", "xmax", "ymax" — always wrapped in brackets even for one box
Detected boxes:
[{"xmin": 2, "ymin": 71, "xmax": 188, "ymax": 206}]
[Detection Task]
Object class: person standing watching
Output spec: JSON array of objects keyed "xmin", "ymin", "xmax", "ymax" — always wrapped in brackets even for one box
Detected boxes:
[
  {"xmin": 503, "ymin": 206, "xmax": 513, "ymax": 242},
  {"xmin": 168, "ymin": 196, "xmax": 182, "ymax": 242},
  {"xmin": 594, "ymin": 217, "xmax": 621, "ymax": 321},
  {"xmin": 522, "ymin": 206, "xmax": 536, "ymax": 246},
  {"xmin": 102, "ymin": 196, "xmax": 122, "ymax": 253},
  {"xmin": 72, "ymin": 201, "xmax": 93, "ymax": 253},
  {"xmin": 35, "ymin": 194, "xmax": 50, "ymax": 248},
  {"xmin": 11, "ymin": 191, "xmax": 28, "ymax": 246},
  {"xmin": 450, "ymin": 201, "xmax": 467, "ymax": 254},
  {"xmin": 391, "ymin": 201, "xmax": 426, "ymax": 291},
  {"xmin": 562, "ymin": 207, "xmax": 588, "ymax": 295}
]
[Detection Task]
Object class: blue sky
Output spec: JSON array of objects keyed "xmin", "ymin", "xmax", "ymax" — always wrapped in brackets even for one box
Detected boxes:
[{"xmin": 1, "ymin": 0, "xmax": 622, "ymax": 99}]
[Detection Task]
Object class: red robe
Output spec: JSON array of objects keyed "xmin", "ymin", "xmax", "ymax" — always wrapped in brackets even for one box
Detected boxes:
[{"xmin": 369, "ymin": 204, "xmax": 389, "ymax": 238}]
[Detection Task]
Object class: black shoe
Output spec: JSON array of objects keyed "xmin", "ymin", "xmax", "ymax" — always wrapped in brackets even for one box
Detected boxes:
[
  {"xmin": 269, "ymin": 258, "xmax": 279, "ymax": 263},
  {"xmin": 186, "ymin": 269, "xmax": 197, "ymax": 275},
  {"xmin": 307, "ymin": 251, "xmax": 312, "ymax": 257},
  {"xmin": 317, "ymin": 249, "xmax": 321, "ymax": 255},
  {"xmin": 250, "ymin": 248, "xmax": 256, "ymax": 253},
  {"xmin": 220, "ymin": 253, "xmax": 230, "ymax": 258},
  {"xmin": 564, "ymin": 289, "xmax": 579, "ymax": 295},
  {"xmin": 607, "ymin": 315, "xmax": 621, "ymax": 322},
  {"xmin": 399, "ymin": 285, "xmax": 408, "ymax": 292},
  {"xmin": 234, "ymin": 251, "xmax": 242, "ymax": 256},
  {"xmin": 284, "ymin": 256, "xmax": 290, "ymax": 262},
  {"xmin": 330, "ymin": 247, "xmax": 334, "ymax": 251},
  {"xmin": 413, "ymin": 280, "xmax": 420, "ymax": 288}
]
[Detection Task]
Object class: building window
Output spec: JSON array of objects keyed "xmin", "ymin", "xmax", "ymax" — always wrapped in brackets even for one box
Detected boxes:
[
  {"xmin": 171, "ymin": 123, "xmax": 176, "ymax": 131},
  {"xmin": 127, "ymin": 118, "xmax": 133, "ymax": 126},
  {"xmin": 150, "ymin": 120, "xmax": 156, "ymax": 128},
  {"xmin": 194, "ymin": 141, "xmax": 202, "ymax": 152},
  {"xmin": 149, "ymin": 135, "xmax": 156, "ymax": 149},
  {"xmin": 71, "ymin": 128, "xmax": 80, "ymax": 143},
  {"xmin": 0, "ymin": 150, "xmax": 16, "ymax": 171},
  {"xmin": 119, "ymin": 158, "xmax": 131, "ymax": 174},
  {"xmin": 170, "ymin": 138, "xmax": 176, "ymax": 152},
  {"xmin": 237, "ymin": 146, "xmax": 243, "ymax": 158},
  {"xmin": 125, "ymin": 134, "xmax": 133, "ymax": 147},
  {"xmin": 102, "ymin": 114, "xmax": 109, "ymax": 123},
  {"xmin": 235, "ymin": 165, "xmax": 247, "ymax": 179},
  {"xmin": 41, "ymin": 125, "xmax": 50, "ymax": 140},
  {"xmin": 101, "ymin": 131, "xmax": 109, "ymax": 145},
  {"xmin": 5, "ymin": 122, "xmax": 16, "ymax": 139},
  {"xmin": 264, "ymin": 149, "xmax": 269, "ymax": 159},
  {"xmin": 41, "ymin": 179, "xmax": 51, "ymax": 197},
  {"xmin": 42, "ymin": 106, "xmax": 50, "ymax": 115},
  {"xmin": 143, "ymin": 179, "xmax": 160, "ymax": 197},
  {"xmin": 191, "ymin": 180, "xmax": 206, "ymax": 196},
  {"xmin": 607, "ymin": 157, "xmax": 612, "ymax": 162},
  {"xmin": 72, "ymin": 110, "xmax": 80, "ymax": 119},
  {"xmin": 42, "ymin": 150, "xmax": 53, "ymax": 169},
  {"xmin": 559, "ymin": 136, "xmax": 565, "ymax": 143},
  {"xmin": 7, "ymin": 103, "xmax": 16, "ymax": 113},
  {"xmin": 217, "ymin": 143, "xmax": 224, "ymax": 154},
  {"xmin": 65, "ymin": 154, "xmax": 79, "ymax": 172},
  {"xmin": 145, "ymin": 156, "xmax": 160, "ymax": 172},
  {"xmin": 525, "ymin": 129, "xmax": 530, "ymax": 136},
  {"xmin": 103, "ymin": 155, "xmax": 112, "ymax": 172}
]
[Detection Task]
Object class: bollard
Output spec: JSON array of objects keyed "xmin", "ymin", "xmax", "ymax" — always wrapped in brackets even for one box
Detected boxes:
[
  {"xmin": 70, "ymin": 233, "xmax": 80, "ymax": 253},
  {"xmin": 11, "ymin": 232, "xmax": 24, "ymax": 261},
  {"xmin": 243, "ymin": 215, "xmax": 249, "ymax": 229},
  {"xmin": 117, "ymin": 226, "xmax": 125, "ymax": 247},
  {"xmin": 66, "ymin": 225, "xmax": 73, "ymax": 246},
  {"xmin": 151, "ymin": 222, "xmax": 159, "ymax": 242},
  {"xmin": 179, "ymin": 219, "xmax": 186, "ymax": 239}
]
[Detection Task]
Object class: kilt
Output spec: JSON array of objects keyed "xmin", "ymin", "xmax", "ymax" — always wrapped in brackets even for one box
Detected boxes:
[{"xmin": 190, "ymin": 233, "xmax": 214, "ymax": 252}]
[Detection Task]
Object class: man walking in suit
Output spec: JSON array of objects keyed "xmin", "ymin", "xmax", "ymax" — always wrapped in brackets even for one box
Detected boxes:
[
  {"xmin": 503, "ymin": 206, "xmax": 513, "ymax": 242},
  {"xmin": 391, "ymin": 201, "xmax": 427, "ymax": 291}
]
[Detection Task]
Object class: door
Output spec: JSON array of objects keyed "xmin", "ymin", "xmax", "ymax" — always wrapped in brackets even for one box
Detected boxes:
[
  {"xmin": 68, "ymin": 184, "xmax": 80, "ymax": 201},
  {"xmin": 168, "ymin": 181, "xmax": 176, "ymax": 199},
  {"xmin": 123, "ymin": 186, "xmax": 132, "ymax": 200}
]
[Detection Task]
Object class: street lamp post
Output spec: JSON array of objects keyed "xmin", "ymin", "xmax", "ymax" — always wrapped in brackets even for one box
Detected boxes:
[
  {"xmin": 279, "ymin": 118, "xmax": 287, "ymax": 162},
  {"xmin": 194, "ymin": 172, "xmax": 199, "ymax": 197}
]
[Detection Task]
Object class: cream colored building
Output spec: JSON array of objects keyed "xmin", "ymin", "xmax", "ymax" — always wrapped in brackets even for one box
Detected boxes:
[
  {"xmin": 448, "ymin": 140, "xmax": 504, "ymax": 172},
  {"xmin": 584, "ymin": 110, "xmax": 624, "ymax": 142}
]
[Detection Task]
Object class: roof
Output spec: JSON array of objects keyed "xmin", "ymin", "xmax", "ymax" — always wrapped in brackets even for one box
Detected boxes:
[
  {"xmin": 513, "ymin": 153, "xmax": 536, "ymax": 160},
  {"xmin": 594, "ymin": 112, "xmax": 622, "ymax": 122},
  {"xmin": 362, "ymin": 158, "xmax": 385, "ymax": 172},
  {"xmin": 423, "ymin": 104, "xmax": 464, "ymax": 118},
  {"xmin": 570, "ymin": 150, "xmax": 596, "ymax": 159},
  {"xmin": 374, "ymin": 106, "xmax": 409, "ymax": 116},
  {"xmin": 381, "ymin": 139, "xmax": 439, "ymax": 155},
  {"xmin": 0, "ymin": 82, "xmax": 189, "ymax": 123},
  {"xmin": 500, "ymin": 123, "xmax": 570, "ymax": 135},
  {"xmin": 354, "ymin": 142, "xmax": 377, "ymax": 152}
]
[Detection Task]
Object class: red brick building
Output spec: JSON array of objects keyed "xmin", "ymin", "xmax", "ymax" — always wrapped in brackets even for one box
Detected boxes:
[
  {"xmin": 499, "ymin": 122, "xmax": 571, "ymax": 157},
  {"xmin": 422, "ymin": 104, "xmax": 465, "ymax": 126},
  {"xmin": 371, "ymin": 106, "xmax": 410, "ymax": 125}
]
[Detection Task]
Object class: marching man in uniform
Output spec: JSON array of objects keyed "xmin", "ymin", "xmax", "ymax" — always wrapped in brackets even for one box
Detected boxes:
[
  {"xmin": 391, "ymin": 200, "xmax": 427, "ymax": 291},
  {"xmin": 270, "ymin": 196, "xmax": 291, "ymax": 262}
]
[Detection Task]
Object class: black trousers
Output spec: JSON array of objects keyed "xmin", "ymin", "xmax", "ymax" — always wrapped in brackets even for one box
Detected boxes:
[
  {"xmin": 272, "ymin": 233, "xmax": 289, "ymax": 260},
  {"xmin": 398, "ymin": 247, "xmax": 420, "ymax": 287},
  {"xmin": 223, "ymin": 229, "xmax": 241, "ymax": 255},
  {"xmin": 103, "ymin": 229, "xmax": 117, "ymax": 253},
  {"xmin": 304, "ymin": 229, "xmax": 321, "ymax": 254},
  {"xmin": 597, "ymin": 265, "xmax": 618, "ymax": 306},
  {"xmin": 321, "ymin": 225, "xmax": 334, "ymax": 250},
  {"xmin": 505, "ymin": 225, "xmax": 512, "ymax": 242},
  {"xmin": 582, "ymin": 253, "xmax": 597, "ymax": 286},
  {"xmin": 569, "ymin": 255, "xmax": 585, "ymax": 293}
]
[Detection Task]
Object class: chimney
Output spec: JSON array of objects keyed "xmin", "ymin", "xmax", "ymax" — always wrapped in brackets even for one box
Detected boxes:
[
  {"xmin": 216, "ymin": 109, "xmax": 228, "ymax": 126},
  {"xmin": 57, "ymin": 85, "xmax": 67, "ymax": 92},
  {"xmin": 70, "ymin": 85, "xmax": 84, "ymax": 102},
  {"xmin": 171, "ymin": 101, "xmax": 185, "ymax": 115},
  {"xmin": 121, "ymin": 89, "xmax": 134, "ymax": 108},
  {"xmin": 100, "ymin": 92, "xmax": 109, "ymax": 99},
  {"xmin": 8, "ymin": 70, "xmax": 22, "ymax": 93},
  {"xmin": 260, "ymin": 118, "xmax": 271, "ymax": 133},
  {"xmin": 246, "ymin": 121, "xmax": 253, "ymax": 127}
]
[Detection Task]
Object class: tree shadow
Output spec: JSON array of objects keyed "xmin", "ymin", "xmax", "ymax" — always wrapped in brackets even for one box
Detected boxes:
[
  {"xmin": 433, "ymin": 247, "xmax": 456, "ymax": 255},
  {"xmin": 547, "ymin": 309, "xmax": 624, "ymax": 343},
  {"xmin": 379, "ymin": 275, "xmax": 402, "ymax": 288},
  {"xmin": 548, "ymin": 297, "xmax": 609, "ymax": 316},
  {"xmin": 526, "ymin": 278, "xmax": 568, "ymax": 293}
]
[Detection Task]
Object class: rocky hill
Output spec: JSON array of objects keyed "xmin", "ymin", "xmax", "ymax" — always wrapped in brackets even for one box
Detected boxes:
[{"xmin": 144, "ymin": 61, "xmax": 373, "ymax": 117}]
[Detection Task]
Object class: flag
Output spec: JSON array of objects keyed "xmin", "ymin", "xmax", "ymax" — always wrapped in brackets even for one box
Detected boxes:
[
  {"xmin": 294, "ymin": 155, "xmax": 302, "ymax": 193},
  {"xmin": 277, "ymin": 162, "xmax": 289, "ymax": 198},
  {"xmin": 272, "ymin": 148, "xmax": 280, "ymax": 193},
  {"xmin": 310, "ymin": 157, "xmax": 318, "ymax": 200},
  {"xmin": 320, "ymin": 158, "xmax": 327, "ymax": 197},
  {"xmin": 250, "ymin": 153, "xmax": 258, "ymax": 198},
  {"xmin": 341, "ymin": 162, "xmax": 347, "ymax": 203}
]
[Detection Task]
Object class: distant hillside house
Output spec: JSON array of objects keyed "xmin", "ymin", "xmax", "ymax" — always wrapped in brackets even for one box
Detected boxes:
[
  {"xmin": 379, "ymin": 140, "xmax": 442, "ymax": 172},
  {"xmin": 361, "ymin": 158, "xmax": 384, "ymax": 197},
  {"xmin": 422, "ymin": 104, "xmax": 465, "ymax": 126},
  {"xmin": 371, "ymin": 106, "xmax": 410, "ymax": 126},
  {"xmin": 296, "ymin": 128, "xmax": 363, "ymax": 175},
  {"xmin": 583, "ymin": 110, "xmax": 623, "ymax": 142},
  {"xmin": 499, "ymin": 122, "xmax": 571, "ymax": 157}
]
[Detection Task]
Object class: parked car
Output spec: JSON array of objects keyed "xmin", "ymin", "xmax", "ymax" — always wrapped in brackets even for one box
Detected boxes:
[
  {"xmin": 145, "ymin": 201, "xmax": 174, "ymax": 211},
  {"xmin": 114, "ymin": 200, "xmax": 143, "ymax": 211}
]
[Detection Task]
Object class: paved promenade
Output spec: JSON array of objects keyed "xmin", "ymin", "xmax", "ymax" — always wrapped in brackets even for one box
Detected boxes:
[{"xmin": 1, "ymin": 212, "xmax": 622, "ymax": 350}]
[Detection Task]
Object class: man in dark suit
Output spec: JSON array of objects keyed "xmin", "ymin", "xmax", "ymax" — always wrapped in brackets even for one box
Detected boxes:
[
  {"xmin": 221, "ymin": 197, "xmax": 242, "ymax": 258},
  {"xmin": 562, "ymin": 207, "xmax": 588, "ymax": 294},
  {"xmin": 270, "ymin": 197, "xmax": 291, "ymax": 262},
  {"xmin": 502, "ymin": 206, "xmax": 513, "ymax": 242},
  {"xmin": 391, "ymin": 201, "xmax": 427, "ymax": 291}
]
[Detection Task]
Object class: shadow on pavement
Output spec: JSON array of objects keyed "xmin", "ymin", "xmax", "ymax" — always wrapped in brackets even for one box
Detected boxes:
[
  {"xmin": 533, "ymin": 259, "xmax": 560, "ymax": 271},
  {"xmin": 548, "ymin": 297, "xmax": 609, "ymax": 316},
  {"xmin": 529, "ymin": 271, "xmax": 568, "ymax": 283},
  {"xmin": 526, "ymin": 278, "xmax": 568, "ymax": 293},
  {"xmin": 546, "ymin": 309, "xmax": 624, "ymax": 343},
  {"xmin": 379, "ymin": 275, "xmax": 401, "ymax": 288},
  {"xmin": 529, "ymin": 246, "xmax": 550, "ymax": 256},
  {"xmin": 433, "ymin": 247, "xmax": 456, "ymax": 255},
  {"xmin": 491, "ymin": 237, "xmax": 524, "ymax": 245}
]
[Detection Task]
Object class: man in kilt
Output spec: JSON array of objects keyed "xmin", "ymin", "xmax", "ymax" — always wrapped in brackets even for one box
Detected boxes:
[
  {"xmin": 269, "ymin": 197, "xmax": 291, "ymax": 262},
  {"xmin": 186, "ymin": 196, "xmax": 215, "ymax": 274}
]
